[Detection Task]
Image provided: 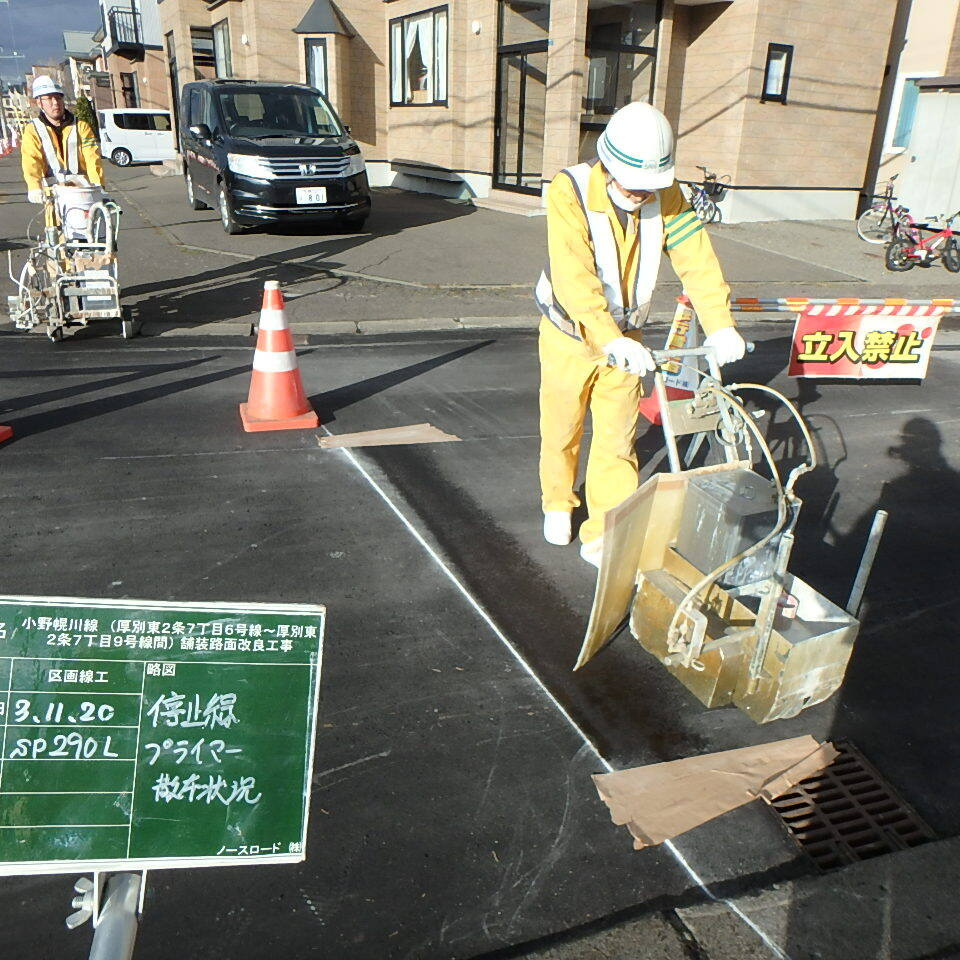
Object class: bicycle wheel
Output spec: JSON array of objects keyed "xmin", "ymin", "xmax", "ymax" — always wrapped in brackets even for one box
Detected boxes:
[
  {"xmin": 943, "ymin": 237, "xmax": 960, "ymax": 273},
  {"xmin": 857, "ymin": 207, "xmax": 893, "ymax": 244},
  {"xmin": 697, "ymin": 197, "xmax": 716, "ymax": 223},
  {"xmin": 885, "ymin": 237, "xmax": 916, "ymax": 272}
]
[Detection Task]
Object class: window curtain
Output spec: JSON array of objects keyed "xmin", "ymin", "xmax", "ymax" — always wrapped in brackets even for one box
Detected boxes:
[
  {"xmin": 404, "ymin": 16, "xmax": 421, "ymax": 101},
  {"xmin": 308, "ymin": 42, "xmax": 326, "ymax": 94},
  {"xmin": 416, "ymin": 15, "xmax": 434, "ymax": 98},
  {"xmin": 434, "ymin": 11, "xmax": 447, "ymax": 101},
  {"xmin": 390, "ymin": 22, "xmax": 403, "ymax": 102}
]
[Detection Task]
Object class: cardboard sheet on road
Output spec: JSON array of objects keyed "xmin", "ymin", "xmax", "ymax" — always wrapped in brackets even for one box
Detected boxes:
[
  {"xmin": 319, "ymin": 423, "xmax": 460, "ymax": 448},
  {"xmin": 594, "ymin": 736, "xmax": 837, "ymax": 849}
]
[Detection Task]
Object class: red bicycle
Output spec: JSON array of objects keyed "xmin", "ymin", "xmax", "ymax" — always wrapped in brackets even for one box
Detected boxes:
[{"xmin": 885, "ymin": 212, "xmax": 960, "ymax": 272}]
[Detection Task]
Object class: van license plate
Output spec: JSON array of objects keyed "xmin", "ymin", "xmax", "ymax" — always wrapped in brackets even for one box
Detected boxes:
[{"xmin": 296, "ymin": 187, "xmax": 327, "ymax": 204}]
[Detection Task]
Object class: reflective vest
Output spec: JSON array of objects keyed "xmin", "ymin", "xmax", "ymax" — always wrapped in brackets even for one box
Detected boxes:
[
  {"xmin": 32, "ymin": 117, "xmax": 79, "ymax": 182},
  {"xmin": 535, "ymin": 162, "xmax": 664, "ymax": 340}
]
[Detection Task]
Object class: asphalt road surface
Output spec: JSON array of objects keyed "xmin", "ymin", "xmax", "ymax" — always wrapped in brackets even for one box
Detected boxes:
[{"xmin": 0, "ymin": 319, "xmax": 958, "ymax": 958}]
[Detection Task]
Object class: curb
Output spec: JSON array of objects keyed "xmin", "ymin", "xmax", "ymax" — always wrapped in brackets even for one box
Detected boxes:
[{"xmin": 127, "ymin": 313, "xmax": 798, "ymax": 340}]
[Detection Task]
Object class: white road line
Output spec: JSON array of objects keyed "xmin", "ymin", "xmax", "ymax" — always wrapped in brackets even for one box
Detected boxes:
[{"xmin": 323, "ymin": 426, "xmax": 792, "ymax": 960}]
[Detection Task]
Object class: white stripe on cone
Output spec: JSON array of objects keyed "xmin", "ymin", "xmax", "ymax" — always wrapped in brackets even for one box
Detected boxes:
[
  {"xmin": 258, "ymin": 308, "xmax": 287, "ymax": 331},
  {"xmin": 253, "ymin": 350, "xmax": 298, "ymax": 373}
]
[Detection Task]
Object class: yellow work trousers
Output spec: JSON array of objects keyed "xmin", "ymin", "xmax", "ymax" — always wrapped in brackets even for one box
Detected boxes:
[{"xmin": 538, "ymin": 318, "xmax": 642, "ymax": 545}]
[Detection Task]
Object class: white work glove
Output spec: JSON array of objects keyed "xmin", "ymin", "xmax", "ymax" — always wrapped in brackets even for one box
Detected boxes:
[
  {"xmin": 27, "ymin": 189, "xmax": 43, "ymax": 204},
  {"xmin": 704, "ymin": 327, "xmax": 747, "ymax": 366},
  {"xmin": 604, "ymin": 336, "xmax": 656, "ymax": 376}
]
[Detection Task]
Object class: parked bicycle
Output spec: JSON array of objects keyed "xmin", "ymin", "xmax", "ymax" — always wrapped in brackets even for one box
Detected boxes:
[
  {"xmin": 885, "ymin": 211, "xmax": 960, "ymax": 272},
  {"xmin": 857, "ymin": 175, "xmax": 915, "ymax": 244},
  {"xmin": 687, "ymin": 166, "xmax": 730, "ymax": 224}
]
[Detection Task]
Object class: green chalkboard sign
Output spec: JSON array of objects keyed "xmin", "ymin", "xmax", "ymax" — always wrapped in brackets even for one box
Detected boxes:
[{"xmin": 0, "ymin": 595, "xmax": 324, "ymax": 876}]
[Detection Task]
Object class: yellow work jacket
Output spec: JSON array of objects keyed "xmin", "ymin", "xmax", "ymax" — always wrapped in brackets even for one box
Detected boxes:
[
  {"xmin": 21, "ymin": 111, "xmax": 104, "ymax": 193},
  {"xmin": 543, "ymin": 161, "xmax": 733, "ymax": 348}
]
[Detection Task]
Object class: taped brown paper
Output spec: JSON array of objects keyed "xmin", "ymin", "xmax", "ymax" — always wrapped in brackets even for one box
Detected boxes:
[
  {"xmin": 593, "ymin": 736, "xmax": 838, "ymax": 850},
  {"xmin": 319, "ymin": 423, "xmax": 460, "ymax": 449}
]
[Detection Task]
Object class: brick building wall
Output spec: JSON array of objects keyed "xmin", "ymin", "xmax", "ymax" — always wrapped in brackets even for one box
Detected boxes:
[
  {"xmin": 105, "ymin": 49, "xmax": 171, "ymax": 110},
  {"xmin": 148, "ymin": 0, "xmax": 909, "ymax": 221}
]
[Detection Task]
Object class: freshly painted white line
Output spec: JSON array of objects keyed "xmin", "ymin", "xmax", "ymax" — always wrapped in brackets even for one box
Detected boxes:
[{"xmin": 323, "ymin": 425, "xmax": 792, "ymax": 960}]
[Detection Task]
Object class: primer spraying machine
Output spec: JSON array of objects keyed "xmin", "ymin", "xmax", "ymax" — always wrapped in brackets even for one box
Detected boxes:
[
  {"xmin": 7, "ymin": 178, "xmax": 137, "ymax": 341},
  {"xmin": 577, "ymin": 345, "xmax": 886, "ymax": 724}
]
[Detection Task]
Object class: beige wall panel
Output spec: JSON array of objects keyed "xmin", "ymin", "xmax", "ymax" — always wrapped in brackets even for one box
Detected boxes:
[
  {"xmin": 672, "ymin": 0, "xmax": 759, "ymax": 183},
  {"xmin": 336, "ymin": 0, "xmax": 388, "ymax": 154},
  {"xmin": 735, "ymin": 0, "xmax": 897, "ymax": 188}
]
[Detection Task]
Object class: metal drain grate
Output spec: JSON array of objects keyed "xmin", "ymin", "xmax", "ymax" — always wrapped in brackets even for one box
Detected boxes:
[{"xmin": 770, "ymin": 740, "xmax": 935, "ymax": 871}]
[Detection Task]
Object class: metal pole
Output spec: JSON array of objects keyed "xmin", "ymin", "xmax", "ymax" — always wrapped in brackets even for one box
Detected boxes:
[
  {"xmin": 653, "ymin": 369, "xmax": 682, "ymax": 473},
  {"xmin": 89, "ymin": 873, "xmax": 141, "ymax": 960},
  {"xmin": 847, "ymin": 509, "xmax": 888, "ymax": 617}
]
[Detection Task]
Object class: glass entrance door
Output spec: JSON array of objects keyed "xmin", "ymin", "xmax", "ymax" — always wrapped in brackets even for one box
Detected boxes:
[{"xmin": 493, "ymin": 41, "xmax": 548, "ymax": 194}]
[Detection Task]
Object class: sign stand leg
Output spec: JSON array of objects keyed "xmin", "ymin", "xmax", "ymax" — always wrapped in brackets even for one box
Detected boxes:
[{"xmin": 87, "ymin": 872, "xmax": 144, "ymax": 960}]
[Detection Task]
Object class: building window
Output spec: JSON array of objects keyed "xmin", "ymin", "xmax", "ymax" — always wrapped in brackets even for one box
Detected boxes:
[
  {"xmin": 305, "ymin": 39, "xmax": 328, "ymax": 95},
  {"xmin": 213, "ymin": 20, "xmax": 233, "ymax": 79},
  {"xmin": 190, "ymin": 27, "xmax": 216, "ymax": 77},
  {"xmin": 892, "ymin": 78, "xmax": 920, "ymax": 149},
  {"xmin": 579, "ymin": 0, "xmax": 658, "ymax": 161},
  {"xmin": 583, "ymin": 0, "xmax": 657, "ymax": 119},
  {"xmin": 120, "ymin": 71, "xmax": 139, "ymax": 108},
  {"xmin": 389, "ymin": 6, "xmax": 448, "ymax": 106},
  {"xmin": 761, "ymin": 43, "xmax": 793, "ymax": 104}
]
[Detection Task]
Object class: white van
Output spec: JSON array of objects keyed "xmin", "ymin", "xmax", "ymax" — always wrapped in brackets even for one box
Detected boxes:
[{"xmin": 98, "ymin": 108, "xmax": 177, "ymax": 166}]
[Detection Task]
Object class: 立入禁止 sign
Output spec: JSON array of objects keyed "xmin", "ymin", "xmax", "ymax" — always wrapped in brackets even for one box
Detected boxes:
[{"xmin": 788, "ymin": 304, "xmax": 944, "ymax": 379}]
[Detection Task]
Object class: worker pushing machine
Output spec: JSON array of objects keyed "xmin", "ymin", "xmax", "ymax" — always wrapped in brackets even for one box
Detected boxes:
[
  {"xmin": 535, "ymin": 102, "xmax": 746, "ymax": 566},
  {"xmin": 8, "ymin": 75, "xmax": 129, "ymax": 340},
  {"xmin": 20, "ymin": 75, "xmax": 103, "ymax": 209}
]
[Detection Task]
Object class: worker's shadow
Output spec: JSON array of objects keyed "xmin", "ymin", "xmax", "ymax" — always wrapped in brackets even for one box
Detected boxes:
[{"xmin": 782, "ymin": 416, "xmax": 960, "ymax": 958}]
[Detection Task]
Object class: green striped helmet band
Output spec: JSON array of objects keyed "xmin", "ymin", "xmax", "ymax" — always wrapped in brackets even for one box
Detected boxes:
[{"xmin": 600, "ymin": 131, "xmax": 672, "ymax": 171}]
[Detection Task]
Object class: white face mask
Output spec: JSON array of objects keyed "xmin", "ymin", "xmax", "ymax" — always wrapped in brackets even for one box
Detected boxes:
[{"xmin": 607, "ymin": 183, "xmax": 643, "ymax": 212}]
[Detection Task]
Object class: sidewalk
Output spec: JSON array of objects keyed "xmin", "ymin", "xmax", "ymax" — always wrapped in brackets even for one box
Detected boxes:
[{"xmin": 137, "ymin": 173, "xmax": 960, "ymax": 335}]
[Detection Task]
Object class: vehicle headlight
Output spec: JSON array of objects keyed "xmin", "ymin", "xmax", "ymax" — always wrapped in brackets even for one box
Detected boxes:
[
  {"xmin": 227, "ymin": 154, "xmax": 276, "ymax": 180},
  {"xmin": 344, "ymin": 152, "xmax": 366, "ymax": 177}
]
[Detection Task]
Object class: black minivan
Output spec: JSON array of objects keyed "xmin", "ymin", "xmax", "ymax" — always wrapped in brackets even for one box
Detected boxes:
[{"xmin": 179, "ymin": 79, "xmax": 372, "ymax": 234}]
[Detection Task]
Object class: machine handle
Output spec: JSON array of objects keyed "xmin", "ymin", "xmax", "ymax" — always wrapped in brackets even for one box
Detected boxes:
[{"xmin": 606, "ymin": 342, "xmax": 756, "ymax": 370}]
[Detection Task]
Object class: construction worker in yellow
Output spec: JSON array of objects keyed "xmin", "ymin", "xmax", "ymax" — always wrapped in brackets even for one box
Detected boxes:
[
  {"xmin": 21, "ymin": 75, "xmax": 103, "ymax": 208},
  {"xmin": 535, "ymin": 102, "xmax": 745, "ymax": 567}
]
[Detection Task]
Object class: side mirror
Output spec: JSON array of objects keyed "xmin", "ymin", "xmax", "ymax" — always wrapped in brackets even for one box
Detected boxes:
[{"xmin": 189, "ymin": 123, "xmax": 212, "ymax": 141}]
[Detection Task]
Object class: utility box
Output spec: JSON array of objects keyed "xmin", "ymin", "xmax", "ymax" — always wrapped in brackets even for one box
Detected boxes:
[{"xmin": 674, "ymin": 469, "xmax": 779, "ymax": 587}]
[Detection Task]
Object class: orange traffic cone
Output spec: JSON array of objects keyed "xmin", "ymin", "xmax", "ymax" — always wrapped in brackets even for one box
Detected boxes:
[
  {"xmin": 239, "ymin": 281, "xmax": 319, "ymax": 433},
  {"xmin": 637, "ymin": 297, "xmax": 699, "ymax": 425}
]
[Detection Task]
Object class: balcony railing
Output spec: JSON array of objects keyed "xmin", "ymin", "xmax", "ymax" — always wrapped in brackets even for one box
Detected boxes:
[{"xmin": 106, "ymin": 7, "xmax": 144, "ymax": 58}]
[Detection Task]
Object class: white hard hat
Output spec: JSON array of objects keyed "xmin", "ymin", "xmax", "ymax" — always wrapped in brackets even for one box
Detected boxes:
[
  {"xmin": 597, "ymin": 102, "xmax": 675, "ymax": 191},
  {"xmin": 32, "ymin": 75, "xmax": 64, "ymax": 98}
]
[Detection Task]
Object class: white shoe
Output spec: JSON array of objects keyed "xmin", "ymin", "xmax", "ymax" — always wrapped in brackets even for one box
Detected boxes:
[
  {"xmin": 543, "ymin": 511, "xmax": 572, "ymax": 545},
  {"xmin": 580, "ymin": 538, "xmax": 603, "ymax": 568}
]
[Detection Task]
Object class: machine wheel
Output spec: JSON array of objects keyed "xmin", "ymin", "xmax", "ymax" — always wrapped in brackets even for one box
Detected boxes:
[
  {"xmin": 120, "ymin": 307, "xmax": 141, "ymax": 340},
  {"xmin": 47, "ymin": 325, "xmax": 64, "ymax": 343},
  {"xmin": 219, "ymin": 186, "xmax": 243, "ymax": 235},
  {"xmin": 943, "ymin": 238, "xmax": 960, "ymax": 273},
  {"xmin": 885, "ymin": 237, "xmax": 916, "ymax": 272},
  {"xmin": 111, "ymin": 148, "xmax": 133, "ymax": 167},
  {"xmin": 186, "ymin": 171, "xmax": 208, "ymax": 210}
]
